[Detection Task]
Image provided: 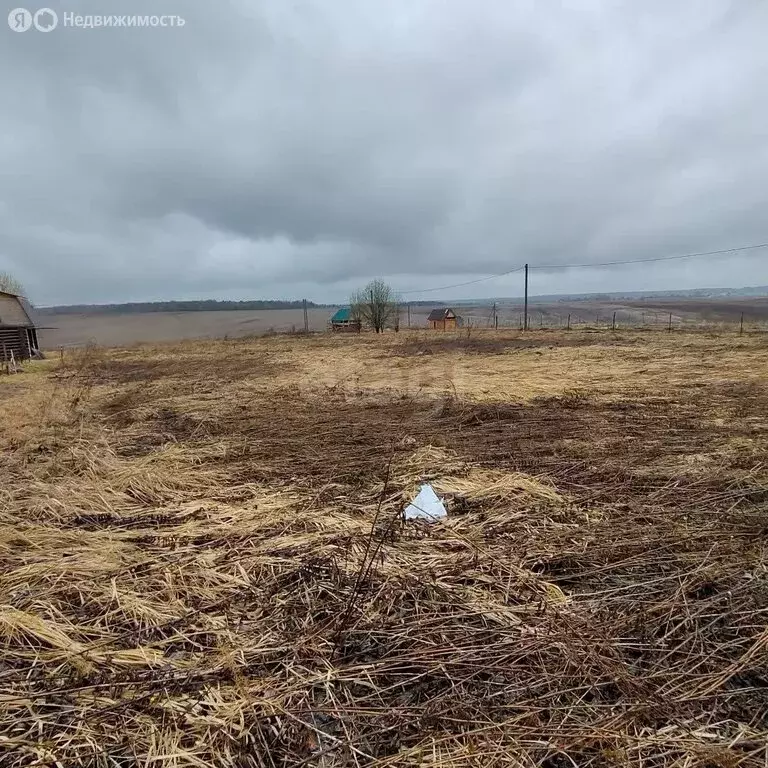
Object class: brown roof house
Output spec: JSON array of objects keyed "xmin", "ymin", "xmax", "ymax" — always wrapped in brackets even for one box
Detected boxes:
[
  {"xmin": 0, "ymin": 291, "xmax": 40, "ymax": 361},
  {"xmin": 427, "ymin": 307, "xmax": 461, "ymax": 330}
]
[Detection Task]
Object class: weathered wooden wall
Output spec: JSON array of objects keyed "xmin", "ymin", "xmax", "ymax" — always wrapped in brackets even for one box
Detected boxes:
[{"xmin": 0, "ymin": 327, "xmax": 31, "ymax": 360}]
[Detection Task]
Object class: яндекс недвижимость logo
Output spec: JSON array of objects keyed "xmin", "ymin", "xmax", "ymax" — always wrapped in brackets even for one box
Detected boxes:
[
  {"xmin": 7, "ymin": 8, "xmax": 184, "ymax": 30},
  {"xmin": 8, "ymin": 7, "xmax": 58, "ymax": 31}
]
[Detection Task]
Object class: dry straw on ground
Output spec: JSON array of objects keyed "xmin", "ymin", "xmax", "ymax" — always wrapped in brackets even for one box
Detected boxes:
[{"xmin": 1, "ymin": 330, "xmax": 767, "ymax": 767}]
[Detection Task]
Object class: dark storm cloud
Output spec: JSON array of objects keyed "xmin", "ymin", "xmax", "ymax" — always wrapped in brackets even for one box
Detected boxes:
[{"xmin": 1, "ymin": 0, "xmax": 767, "ymax": 304}]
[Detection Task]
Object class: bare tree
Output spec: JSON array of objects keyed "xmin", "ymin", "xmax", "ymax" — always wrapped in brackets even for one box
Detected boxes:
[
  {"xmin": 351, "ymin": 279, "xmax": 398, "ymax": 333},
  {"xmin": 0, "ymin": 271, "xmax": 24, "ymax": 295}
]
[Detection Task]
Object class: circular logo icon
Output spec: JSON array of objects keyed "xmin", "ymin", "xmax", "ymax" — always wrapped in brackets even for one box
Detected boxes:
[
  {"xmin": 8, "ymin": 7, "xmax": 32, "ymax": 31},
  {"xmin": 33, "ymin": 7, "xmax": 57, "ymax": 31}
]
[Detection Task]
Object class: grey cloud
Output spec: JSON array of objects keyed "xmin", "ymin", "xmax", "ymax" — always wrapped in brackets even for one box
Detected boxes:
[{"xmin": 1, "ymin": 0, "xmax": 768, "ymax": 305}]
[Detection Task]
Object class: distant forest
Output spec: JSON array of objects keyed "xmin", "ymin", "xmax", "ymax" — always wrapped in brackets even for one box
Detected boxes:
[{"xmin": 37, "ymin": 299, "xmax": 331, "ymax": 315}]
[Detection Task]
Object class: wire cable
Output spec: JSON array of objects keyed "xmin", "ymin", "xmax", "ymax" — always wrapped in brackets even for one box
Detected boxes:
[
  {"xmin": 400, "ymin": 241, "xmax": 768, "ymax": 297},
  {"xmin": 399, "ymin": 265, "xmax": 525, "ymax": 295},
  {"xmin": 530, "ymin": 242, "xmax": 768, "ymax": 270}
]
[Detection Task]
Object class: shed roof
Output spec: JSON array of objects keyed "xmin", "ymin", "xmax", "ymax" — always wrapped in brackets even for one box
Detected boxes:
[
  {"xmin": 17, "ymin": 296, "xmax": 38, "ymax": 326},
  {"xmin": 0, "ymin": 291, "xmax": 36, "ymax": 327},
  {"xmin": 331, "ymin": 307, "xmax": 353, "ymax": 323},
  {"xmin": 427, "ymin": 308, "xmax": 456, "ymax": 321}
]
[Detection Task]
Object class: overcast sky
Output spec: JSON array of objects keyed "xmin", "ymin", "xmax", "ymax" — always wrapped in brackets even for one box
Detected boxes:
[{"xmin": 2, "ymin": 0, "xmax": 768, "ymax": 305}]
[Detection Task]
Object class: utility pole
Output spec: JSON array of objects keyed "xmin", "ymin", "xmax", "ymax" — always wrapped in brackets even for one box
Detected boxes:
[
  {"xmin": 302, "ymin": 298, "xmax": 309, "ymax": 333},
  {"xmin": 523, "ymin": 263, "xmax": 529, "ymax": 330},
  {"xmin": 371, "ymin": 287, "xmax": 377, "ymax": 333}
]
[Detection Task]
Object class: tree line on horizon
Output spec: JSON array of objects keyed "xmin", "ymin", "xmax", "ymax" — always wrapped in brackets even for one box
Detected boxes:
[
  {"xmin": 37, "ymin": 295, "xmax": 453, "ymax": 317},
  {"xmin": 36, "ymin": 299, "xmax": 331, "ymax": 315}
]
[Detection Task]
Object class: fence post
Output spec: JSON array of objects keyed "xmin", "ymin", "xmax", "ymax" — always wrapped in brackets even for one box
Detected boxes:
[
  {"xmin": 523, "ymin": 263, "xmax": 529, "ymax": 330},
  {"xmin": 740, "ymin": 312, "xmax": 744, "ymax": 336},
  {"xmin": 567, "ymin": 313, "xmax": 571, "ymax": 331},
  {"xmin": 612, "ymin": 311, "xmax": 616, "ymax": 331},
  {"xmin": 668, "ymin": 313, "xmax": 673, "ymax": 333}
]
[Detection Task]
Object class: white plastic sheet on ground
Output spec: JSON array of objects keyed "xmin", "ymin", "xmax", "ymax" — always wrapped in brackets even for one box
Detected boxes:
[{"xmin": 403, "ymin": 483, "xmax": 448, "ymax": 523}]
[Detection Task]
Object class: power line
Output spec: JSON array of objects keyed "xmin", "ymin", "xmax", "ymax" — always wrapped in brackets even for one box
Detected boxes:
[
  {"xmin": 530, "ymin": 242, "xmax": 768, "ymax": 271},
  {"xmin": 399, "ymin": 265, "xmax": 524, "ymax": 295},
  {"xmin": 399, "ymin": 241, "xmax": 768, "ymax": 297}
]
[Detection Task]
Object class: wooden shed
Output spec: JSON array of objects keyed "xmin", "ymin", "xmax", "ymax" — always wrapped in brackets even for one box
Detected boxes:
[
  {"xmin": 0, "ymin": 291, "xmax": 40, "ymax": 360},
  {"xmin": 427, "ymin": 308, "xmax": 461, "ymax": 330}
]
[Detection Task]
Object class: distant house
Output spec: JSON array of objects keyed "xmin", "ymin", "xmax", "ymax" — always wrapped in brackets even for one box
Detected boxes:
[
  {"xmin": 0, "ymin": 291, "xmax": 40, "ymax": 360},
  {"xmin": 427, "ymin": 307, "xmax": 461, "ymax": 330},
  {"xmin": 330, "ymin": 307, "xmax": 361, "ymax": 333}
]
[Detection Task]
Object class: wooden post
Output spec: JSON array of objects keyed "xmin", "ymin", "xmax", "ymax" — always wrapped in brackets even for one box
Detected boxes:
[
  {"xmin": 668, "ymin": 312, "xmax": 673, "ymax": 333},
  {"xmin": 740, "ymin": 312, "xmax": 744, "ymax": 336},
  {"xmin": 523, "ymin": 263, "xmax": 529, "ymax": 330},
  {"xmin": 567, "ymin": 313, "xmax": 571, "ymax": 331},
  {"xmin": 612, "ymin": 311, "xmax": 616, "ymax": 331},
  {"xmin": 407, "ymin": 302, "xmax": 411, "ymax": 328},
  {"xmin": 2, "ymin": 342, "xmax": 7, "ymax": 375},
  {"xmin": 596, "ymin": 313, "xmax": 599, "ymax": 327},
  {"xmin": 493, "ymin": 302, "xmax": 497, "ymax": 329},
  {"xmin": 302, "ymin": 298, "xmax": 309, "ymax": 333}
]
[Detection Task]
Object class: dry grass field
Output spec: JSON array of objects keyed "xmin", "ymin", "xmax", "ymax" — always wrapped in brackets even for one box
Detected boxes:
[
  {"xmin": 2, "ymin": 328, "xmax": 768, "ymax": 767},
  {"xmin": 40, "ymin": 309, "xmax": 339, "ymax": 348},
  {"xmin": 39, "ymin": 299, "xmax": 768, "ymax": 350}
]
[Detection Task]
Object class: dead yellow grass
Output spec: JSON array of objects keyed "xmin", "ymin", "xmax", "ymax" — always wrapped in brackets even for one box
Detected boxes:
[
  {"xmin": 1, "ymin": 329, "xmax": 767, "ymax": 766},
  {"xmin": 60, "ymin": 328, "xmax": 768, "ymax": 403}
]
